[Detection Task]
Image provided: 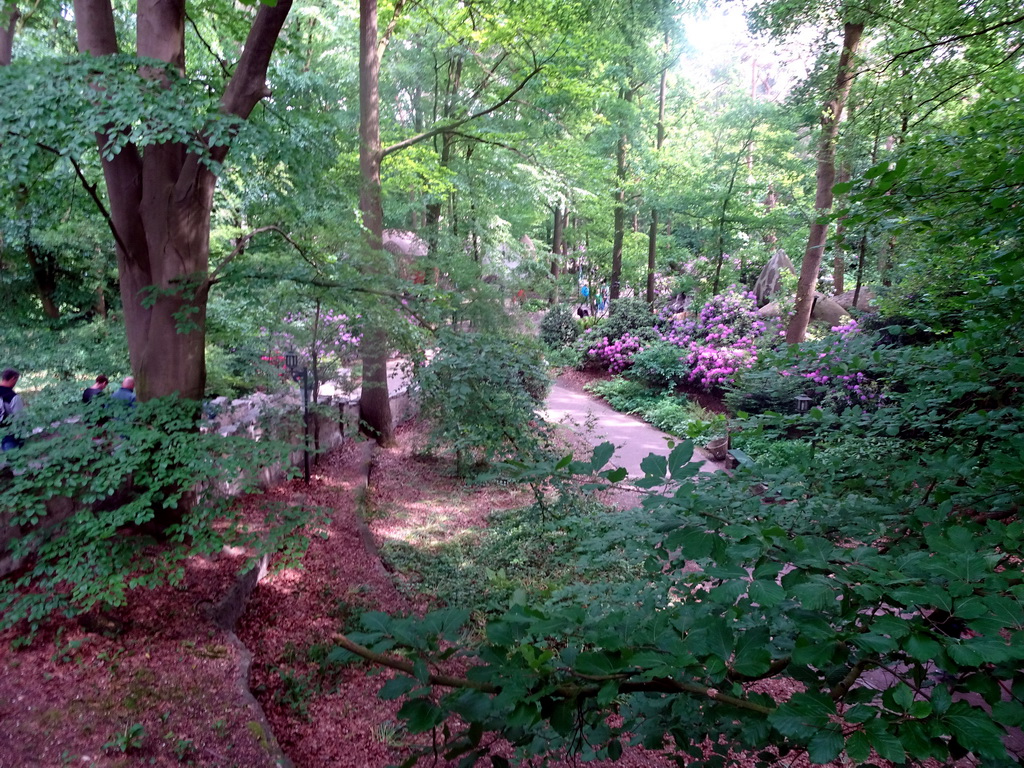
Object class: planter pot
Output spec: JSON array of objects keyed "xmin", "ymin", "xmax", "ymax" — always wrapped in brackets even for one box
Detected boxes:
[{"xmin": 706, "ymin": 436, "xmax": 729, "ymax": 462}]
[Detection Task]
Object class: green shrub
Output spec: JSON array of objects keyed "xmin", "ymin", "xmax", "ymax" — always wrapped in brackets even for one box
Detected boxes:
[
  {"xmin": 585, "ymin": 378, "xmax": 660, "ymax": 414},
  {"xmin": 601, "ymin": 297, "xmax": 658, "ymax": 343},
  {"xmin": 539, "ymin": 304, "xmax": 580, "ymax": 348},
  {"xmin": 586, "ymin": 378, "xmax": 724, "ymax": 441},
  {"xmin": 724, "ymin": 367, "xmax": 807, "ymax": 415},
  {"xmin": 0, "ymin": 397, "xmax": 310, "ymax": 633},
  {"xmin": 416, "ymin": 331, "xmax": 551, "ymax": 471},
  {"xmin": 624, "ymin": 341, "xmax": 690, "ymax": 390}
]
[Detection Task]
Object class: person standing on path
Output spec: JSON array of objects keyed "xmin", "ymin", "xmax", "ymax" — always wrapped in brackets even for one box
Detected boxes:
[
  {"xmin": 110, "ymin": 376, "xmax": 137, "ymax": 405},
  {"xmin": 1, "ymin": 368, "xmax": 25, "ymax": 451},
  {"xmin": 82, "ymin": 374, "xmax": 109, "ymax": 403}
]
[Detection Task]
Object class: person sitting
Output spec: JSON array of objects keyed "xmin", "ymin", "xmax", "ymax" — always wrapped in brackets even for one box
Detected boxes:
[
  {"xmin": 82, "ymin": 374, "xmax": 109, "ymax": 403},
  {"xmin": 110, "ymin": 376, "xmax": 137, "ymax": 405},
  {"xmin": 1, "ymin": 367, "xmax": 24, "ymax": 451}
]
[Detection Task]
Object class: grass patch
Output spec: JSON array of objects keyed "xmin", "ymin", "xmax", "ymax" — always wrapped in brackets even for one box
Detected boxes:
[{"xmin": 379, "ymin": 497, "xmax": 647, "ymax": 621}]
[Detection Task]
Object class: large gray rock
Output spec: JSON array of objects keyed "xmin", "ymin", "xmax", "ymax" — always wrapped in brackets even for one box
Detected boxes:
[
  {"xmin": 753, "ymin": 250, "xmax": 796, "ymax": 307},
  {"xmin": 834, "ymin": 288, "xmax": 877, "ymax": 312}
]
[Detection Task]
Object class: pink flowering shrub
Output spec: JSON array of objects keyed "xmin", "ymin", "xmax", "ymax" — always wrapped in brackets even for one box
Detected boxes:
[
  {"xmin": 780, "ymin": 318, "xmax": 881, "ymax": 408},
  {"xmin": 658, "ymin": 287, "xmax": 770, "ymax": 390},
  {"xmin": 586, "ymin": 333, "xmax": 644, "ymax": 374}
]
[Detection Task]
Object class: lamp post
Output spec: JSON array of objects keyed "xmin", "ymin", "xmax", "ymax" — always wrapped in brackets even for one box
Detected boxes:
[
  {"xmin": 795, "ymin": 394, "xmax": 813, "ymax": 414},
  {"xmin": 284, "ymin": 351, "xmax": 311, "ymax": 484}
]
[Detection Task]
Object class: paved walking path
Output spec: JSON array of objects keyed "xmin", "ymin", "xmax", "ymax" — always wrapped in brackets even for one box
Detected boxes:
[{"xmin": 541, "ymin": 380, "xmax": 718, "ymax": 482}]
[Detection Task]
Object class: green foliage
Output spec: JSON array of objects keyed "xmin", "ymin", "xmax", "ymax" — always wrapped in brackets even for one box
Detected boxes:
[
  {"xmin": 585, "ymin": 379, "xmax": 724, "ymax": 442},
  {"xmin": 415, "ymin": 331, "xmax": 551, "ymax": 472},
  {"xmin": 0, "ymin": 320, "xmax": 128, "ymax": 390},
  {"xmin": 380, "ymin": 497, "xmax": 645, "ymax": 621},
  {"xmin": 103, "ymin": 722, "xmax": 146, "ymax": 754},
  {"xmin": 0, "ymin": 397, "xmax": 313, "ymax": 632},
  {"xmin": 623, "ymin": 341, "xmax": 689, "ymax": 389},
  {"xmin": 724, "ymin": 365, "xmax": 808, "ymax": 415},
  {"xmin": 539, "ymin": 304, "xmax": 580, "ymax": 349},
  {"xmin": 339, "ymin": 310, "xmax": 1024, "ymax": 767},
  {"xmin": 600, "ymin": 297, "xmax": 659, "ymax": 344}
]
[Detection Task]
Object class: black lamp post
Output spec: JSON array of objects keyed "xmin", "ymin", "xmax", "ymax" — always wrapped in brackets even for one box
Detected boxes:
[
  {"xmin": 795, "ymin": 394, "xmax": 813, "ymax": 414},
  {"xmin": 284, "ymin": 351, "xmax": 311, "ymax": 484}
]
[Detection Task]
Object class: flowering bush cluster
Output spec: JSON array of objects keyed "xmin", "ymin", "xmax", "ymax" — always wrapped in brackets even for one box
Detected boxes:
[
  {"xmin": 264, "ymin": 310, "xmax": 361, "ymax": 370},
  {"xmin": 779, "ymin": 318, "xmax": 881, "ymax": 408},
  {"xmin": 658, "ymin": 288, "xmax": 769, "ymax": 389},
  {"xmin": 585, "ymin": 333, "xmax": 644, "ymax": 374}
]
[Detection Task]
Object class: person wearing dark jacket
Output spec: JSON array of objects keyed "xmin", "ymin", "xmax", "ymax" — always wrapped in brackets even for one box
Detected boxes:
[
  {"xmin": 1, "ymin": 368, "xmax": 25, "ymax": 451},
  {"xmin": 82, "ymin": 374, "xmax": 109, "ymax": 403}
]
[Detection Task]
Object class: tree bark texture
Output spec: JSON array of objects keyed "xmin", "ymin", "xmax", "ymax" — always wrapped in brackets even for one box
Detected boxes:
[
  {"xmin": 647, "ymin": 46, "xmax": 668, "ymax": 307},
  {"xmin": 73, "ymin": 0, "xmax": 291, "ymax": 400},
  {"xmin": 610, "ymin": 87, "xmax": 633, "ymax": 302},
  {"xmin": 785, "ymin": 22, "xmax": 863, "ymax": 344},
  {"xmin": 0, "ymin": 4, "xmax": 17, "ymax": 66},
  {"xmin": 357, "ymin": 0, "xmax": 395, "ymax": 445}
]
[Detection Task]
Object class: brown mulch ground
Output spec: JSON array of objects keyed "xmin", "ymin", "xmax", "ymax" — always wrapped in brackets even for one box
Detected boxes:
[{"xmin": 0, "ymin": 532, "xmax": 278, "ymax": 767}]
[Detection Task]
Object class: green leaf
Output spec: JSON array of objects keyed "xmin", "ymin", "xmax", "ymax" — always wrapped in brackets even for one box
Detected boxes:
[
  {"xmin": 379, "ymin": 676, "xmax": 416, "ymax": 700},
  {"xmin": 591, "ymin": 442, "xmax": 615, "ymax": 470},
  {"xmin": 399, "ymin": 698, "xmax": 443, "ymax": 733},
  {"xmin": 668, "ymin": 441, "xmax": 694, "ymax": 476},
  {"xmin": 845, "ymin": 730, "xmax": 871, "ymax": 763},
  {"xmin": 640, "ymin": 453, "xmax": 667, "ymax": 479},
  {"xmin": 807, "ymin": 728, "xmax": 843, "ymax": 764}
]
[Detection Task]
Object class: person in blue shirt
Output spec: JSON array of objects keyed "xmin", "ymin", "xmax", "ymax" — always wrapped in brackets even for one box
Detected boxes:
[{"xmin": 110, "ymin": 376, "xmax": 137, "ymax": 405}]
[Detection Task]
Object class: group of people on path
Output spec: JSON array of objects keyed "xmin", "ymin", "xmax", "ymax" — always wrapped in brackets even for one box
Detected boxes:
[{"xmin": 0, "ymin": 369, "xmax": 136, "ymax": 452}]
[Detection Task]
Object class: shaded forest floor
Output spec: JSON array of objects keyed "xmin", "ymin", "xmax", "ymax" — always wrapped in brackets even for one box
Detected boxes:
[{"xmin": 3, "ymin": 407, "xmax": 912, "ymax": 768}]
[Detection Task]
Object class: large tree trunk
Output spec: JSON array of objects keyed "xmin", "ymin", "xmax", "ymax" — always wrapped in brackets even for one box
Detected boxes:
[
  {"xmin": 610, "ymin": 87, "xmax": 633, "ymax": 301},
  {"xmin": 74, "ymin": 0, "xmax": 291, "ymax": 400},
  {"xmin": 357, "ymin": 0, "xmax": 394, "ymax": 445},
  {"xmin": 24, "ymin": 241, "xmax": 61, "ymax": 319},
  {"xmin": 786, "ymin": 22, "xmax": 864, "ymax": 343},
  {"xmin": 647, "ymin": 46, "xmax": 667, "ymax": 308},
  {"xmin": 0, "ymin": 4, "xmax": 17, "ymax": 66}
]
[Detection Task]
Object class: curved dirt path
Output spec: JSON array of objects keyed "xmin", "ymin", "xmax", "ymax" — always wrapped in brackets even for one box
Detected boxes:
[{"xmin": 541, "ymin": 379, "xmax": 719, "ymax": 482}]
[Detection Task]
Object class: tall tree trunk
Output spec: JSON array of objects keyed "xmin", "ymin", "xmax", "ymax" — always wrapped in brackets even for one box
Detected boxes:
[
  {"xmin": 647, "ymin": 42, "xmax": 668, "ymax": 307},
  {"xmin": 357, "ymin": 0, "xmax": 394, "ymax": 445},
  {"xmin": 74, "ymin": 0, "xmax": 292, "ymax": 400},
  {"xmin": 0, "ymin": 4, "xmax": 17, "ymax": 66},
  {"xmin": 25, "ymin": 241, "xmax": 61, "ymax": 319},
  {"xmin": 833, "ymin": 164, "xmax": 850, "ymax": 294},
  {"xmin": 610, "ymin": 87, "xmax": 633, "ymax": 301},
  {"xmin": 785, "ymin": 22, "xmax": 864, "ymax": 344},
  {"xmin": 713, "ymin": 122, "xmax": 756, "ymax": 295},
  {"xmin": 550, "ymin": 203, "xmax": 563, "ymax": 304}
]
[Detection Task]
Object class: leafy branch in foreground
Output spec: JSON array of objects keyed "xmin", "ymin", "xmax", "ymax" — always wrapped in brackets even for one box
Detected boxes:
[
  {"xmin": 333, "ymin": 415, "xmax": 1024, "ymax": 767},
  {"xmin": 0, "ymin": 396, "xmax": 314, "ymax": 634}
]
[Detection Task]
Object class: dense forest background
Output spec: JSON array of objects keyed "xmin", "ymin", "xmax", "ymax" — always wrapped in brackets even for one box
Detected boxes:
[{"xmin": 1, "ymin": 0, "xmax": 1023, "ymax": 765}]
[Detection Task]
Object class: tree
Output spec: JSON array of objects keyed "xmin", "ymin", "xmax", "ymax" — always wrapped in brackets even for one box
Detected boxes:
[
  {"xmin": 60, "ymin": 0, "xmax": 292, "ymax": 400},
  {"xmin": 357, "ymin": 0, "xmax": 396, "ymax": 444},
  {"xmin": 785, "ymin": 20, "xmax": 863, "ymax": 343}
]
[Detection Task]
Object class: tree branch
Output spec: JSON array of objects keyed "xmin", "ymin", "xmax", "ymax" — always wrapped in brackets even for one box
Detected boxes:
[
  {"xmin": 185, "ymin": 10, "xmax": 232, "ymax": 80},
  {"xmin": 879, "ymin": 12, "xmax": 1024, "ymax": 72},
  {"xmin": 381, "ymin": 66, "xmax": 542, "ymax": 158},
  {"xmin": 334, "ymin": 632, "xmax": 776, "ymax": 715},
  {"xmin": 47, "ymin": 146, "xmax": 130, "ymax": 259},
  {"xmin": 207, "ymin": 225, "xmax": 303, "ymax": 286}
]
